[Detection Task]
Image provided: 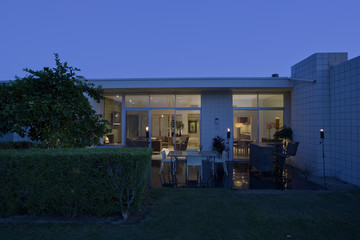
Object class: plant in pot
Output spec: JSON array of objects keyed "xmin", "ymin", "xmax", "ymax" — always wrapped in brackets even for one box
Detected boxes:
[
  {"xmin": 273, "ymin": 125, "xmax": 293, "ymax": 148},
  {"xmin": 171, "ymin": 120, "xmax": 184, "ymax": 136},
  {"xmin": 212, "ymin": 136, "xmax": 225, "ymax": 155}
]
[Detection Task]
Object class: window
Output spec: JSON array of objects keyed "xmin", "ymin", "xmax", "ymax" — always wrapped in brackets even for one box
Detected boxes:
[
  {"xmin": 259, "ymin": 94, "xmax": 283, "ymax": 107},
  {"xmin": 233, "ymin": 94, "xmax": 257, "ymax": 107},
  {"xmin": 150, "ymin": 95, "xmax": 175, "ymax": 108},
  {"xmin": 103, "ymin": 96, "xmax": 122, "ymax": 145},
  {"xmin": 176, "ymin": 95, "xmax": 201, "ymax": 108},
  {"xmin": 125, "ymin": 95, "xmax": 149, "ymax": 108}
]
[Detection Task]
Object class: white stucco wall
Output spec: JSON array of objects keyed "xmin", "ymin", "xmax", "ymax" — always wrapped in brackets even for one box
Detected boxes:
[{"xmin": 201, "ymin": 91, "xmax": 233, "ymax": 160}]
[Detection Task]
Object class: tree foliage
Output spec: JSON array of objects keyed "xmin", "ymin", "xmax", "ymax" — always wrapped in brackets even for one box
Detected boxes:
[{"xmin": 0, "ymin": 54, "xmax": 111, "ymax": 148}]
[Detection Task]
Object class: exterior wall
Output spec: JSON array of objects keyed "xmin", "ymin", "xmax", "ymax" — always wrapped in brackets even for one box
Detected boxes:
[
  {"xmin": 291, "ymin": 53, "xmax": 349, "ymax": 177},
  {"xmin": 329, "ymin": 56, "xmax": 360, "ymax": 185},
  {"xmin": 201, "ymin": 91, "xmax": 233, "ymax": 159}
]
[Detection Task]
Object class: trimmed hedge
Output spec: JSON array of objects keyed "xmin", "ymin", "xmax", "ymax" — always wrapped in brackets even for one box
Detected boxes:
[
  {"xmin": 0, "ymin": 148, "xmax": 151, "ymax": 219},
  {"xmin": 0, "ymin": 141, "xmax": 33, "ymax": 150}
]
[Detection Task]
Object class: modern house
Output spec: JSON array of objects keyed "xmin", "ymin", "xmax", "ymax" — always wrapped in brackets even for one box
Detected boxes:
[{"xmin": 2, "ymin": 52, "xmax": 360, "ymax": 187}]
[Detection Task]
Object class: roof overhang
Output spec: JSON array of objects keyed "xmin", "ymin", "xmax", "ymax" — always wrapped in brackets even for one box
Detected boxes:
[{"xmin": 89, "ymin": 77, "xmax": 295, "ymax": 94}]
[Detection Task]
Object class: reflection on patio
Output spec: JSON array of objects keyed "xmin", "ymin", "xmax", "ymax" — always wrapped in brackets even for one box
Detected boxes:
[{"xmin": 150, "ymin": 160, "xmax": 321, "ymax": 190}]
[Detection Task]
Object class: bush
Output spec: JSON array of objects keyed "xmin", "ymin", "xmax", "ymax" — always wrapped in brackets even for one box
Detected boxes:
[
  {"xmin": 0, "ymin": 141, "xmax": 33, "ymax": 150},
  {"xmin": 0, "ymin": 148, "xmax": 151, "ymax": 220}
]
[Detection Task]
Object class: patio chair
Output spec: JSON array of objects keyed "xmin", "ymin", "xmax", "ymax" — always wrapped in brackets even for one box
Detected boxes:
[
  {"xmin": 159, "ymin": 149, "xmax": 171, "ymax": 175},
  {"xmin": 213, "ymin": 151, "xmax": 228, "ymax": 176},
  {"xmin": 186, "ymin": 155, "xmax": 203, "ymax": 183}
]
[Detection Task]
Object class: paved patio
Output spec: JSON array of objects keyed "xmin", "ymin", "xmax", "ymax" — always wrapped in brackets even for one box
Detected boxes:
[{"xmin": 150, "ymin": 159, "xmax": 322, "ymax": 190}]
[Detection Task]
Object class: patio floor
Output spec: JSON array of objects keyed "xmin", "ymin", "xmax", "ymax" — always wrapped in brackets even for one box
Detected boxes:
[{"xmin": 150, "ymin": 159, "xmax": 322, "ymax": 190}]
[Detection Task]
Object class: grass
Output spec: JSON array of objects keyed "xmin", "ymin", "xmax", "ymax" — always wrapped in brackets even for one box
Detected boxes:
[{"xmin": 1, "ymin": 188, "xmax": 360, "ymax": 240}]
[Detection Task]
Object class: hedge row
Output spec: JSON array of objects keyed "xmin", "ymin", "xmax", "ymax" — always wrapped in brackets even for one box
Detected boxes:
[
  {"xmin": 0, "ymin": 148, "xmax": 152, "ymax": 219},
  {"xmin": 0, "ymin": 141, "xmax": 33, "ymax": 150}
]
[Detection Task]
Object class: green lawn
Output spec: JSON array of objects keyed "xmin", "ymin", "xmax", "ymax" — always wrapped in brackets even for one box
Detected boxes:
[{"xmin": 1, "ymin": 188, "xmax": 360, "ymax": 240}]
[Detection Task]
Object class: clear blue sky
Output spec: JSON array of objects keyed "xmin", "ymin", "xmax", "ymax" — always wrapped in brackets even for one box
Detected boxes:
[{"xmin": 1, "ymin": 0, "xmax": 359, "ymax": 80}]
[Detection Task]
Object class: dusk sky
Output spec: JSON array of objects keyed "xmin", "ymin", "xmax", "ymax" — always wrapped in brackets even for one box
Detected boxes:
[{"xmin": 1, "ymin": 0, "xmax": 359, "ymax": 80}]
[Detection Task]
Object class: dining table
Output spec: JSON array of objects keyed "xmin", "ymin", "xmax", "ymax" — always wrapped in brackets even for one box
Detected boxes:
[{"xmin": 167, "ymin": 150, "xmax": 219, "ymax": 186}]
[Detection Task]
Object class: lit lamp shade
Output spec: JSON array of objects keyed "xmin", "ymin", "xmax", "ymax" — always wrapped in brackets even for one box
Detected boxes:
[{"xmin": 235, "ymin": 123, "xmax": 244, "ymax": 128}]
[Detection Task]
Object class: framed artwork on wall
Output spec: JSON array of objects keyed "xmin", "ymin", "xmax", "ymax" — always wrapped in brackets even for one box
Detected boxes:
[
  {"xmin": 112, "ymin": 112, "xmax": 121, "ymax": 125},
  {"xmin": 188, "ymin": 120, "xmax": 197, "ymax": 133}
]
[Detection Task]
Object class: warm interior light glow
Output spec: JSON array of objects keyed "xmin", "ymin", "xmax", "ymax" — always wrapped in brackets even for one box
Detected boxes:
[{"xmin": 235, "ymin": 123, "xmax": 244, "ymax": 128}]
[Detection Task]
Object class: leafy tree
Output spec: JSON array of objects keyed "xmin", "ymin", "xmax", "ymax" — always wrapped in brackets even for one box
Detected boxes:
[{"xmin": 0, "ymin": 54, "xmax": 111, "ymax": 148}]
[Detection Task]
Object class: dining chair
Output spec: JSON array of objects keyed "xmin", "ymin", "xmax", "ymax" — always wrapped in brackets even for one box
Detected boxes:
[
  {"xmin": 186, "ymin": 155, "xmax": 203, "ymax": 183},
  {"xmin": 159, "ymin": 149, "xmax": 171, "ymax": 175},
  {"xmin": 213, "ymin": 151, "xmax": 228, "ymax": 176}
]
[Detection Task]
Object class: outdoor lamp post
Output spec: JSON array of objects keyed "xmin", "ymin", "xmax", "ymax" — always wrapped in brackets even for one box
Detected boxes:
[
  {"xmin": 227, "ymin": 128, "xmax": 231, "ymax": 161},
  {"xmin": 145, "ymin": 126, "xmax": 149, "ymax": 144},
  {"xmin": 320, "ymin": 129, "xmax": 326, "ymax": 190},
  {"xmin": 146, "ymin": 126, "xmax": 151, "ymax": 187}
]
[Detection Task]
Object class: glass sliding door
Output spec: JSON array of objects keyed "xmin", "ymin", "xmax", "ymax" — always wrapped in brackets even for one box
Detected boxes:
[
  {"xmin": 126, "ymin": 110, "xmax": 149, "ymax": 147},
  {"xmin": 175, "ymin": 110, "xmax": 200, "ymax": 151},
  {"xmin": 259, "ymin": 110, "xmax": 283, "ymax": 142},
  {"xmin": 151, "ymin": 109, "xmax": 175, "ymax": 153},
  {"xmin": 233, "ymin": 110, "xmax": 258, "ymax": 158}
]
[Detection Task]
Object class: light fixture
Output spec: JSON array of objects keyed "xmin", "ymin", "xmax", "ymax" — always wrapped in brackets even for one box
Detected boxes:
[
  {"xmin": 235, "ymin": 123, "xmax": 244, "ymax": 128},
  {"xmin": 227, "ymin": 128, "xmax": 231, "ymax": 139},
  {"xmin": 146, "ymin": 126, "xmax": 149, "ymax": 139},
  {"xmin": 320, "ymin": 128, "xmax": 326, "ymax": 190}
]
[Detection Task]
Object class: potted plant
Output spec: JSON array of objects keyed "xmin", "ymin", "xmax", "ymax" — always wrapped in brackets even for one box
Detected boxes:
[
  {"xmin": 273, "ymin": 125, "xmax": 293, "ymax": 147},
  {"xmin": 171, "ymin": 120, "xmax": 184, "ymax": 136},
  {"xmin": 212, "ymin": 136, "xmax": 225, "ymax": 155}
]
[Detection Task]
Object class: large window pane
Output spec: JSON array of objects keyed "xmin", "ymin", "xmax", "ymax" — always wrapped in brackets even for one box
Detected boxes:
[
  {"xmin": 233, "ymin": 94, "xmax": 257, "ymax": 107},
  {"xmin": 125, "ymin": 95, "xmax": 149, "ymax": 108},
  {"xmin": 259, "ymin": 94, "xmax": 283, "ymax": 107},
  {"xmin": 150, "ymin": 95, "xmax": 175, "ymax": 108},
  {"xmin": 126, "ymin": 110, "xmax": 148, "ymax": 147},
  {"xmin": 259, "ymin": 110, "xmax": 283, "ymax": 142},
  {"xmin": 103, "ymin": 96, "xmax": 122, "ymax": 145},
  {"xmin": 175, "ymin": 110, "xmax": 200, "ymax": 150},
  {"xmin": 176, "ymin": 95, "xmax": 201, "ymax": 108},
  {"xmin": 151, "ymin": 109, "xmax": 175, "ymax": 152},
  {"xmin": 233, "ymin": 110, "xmax": 258, "ymax": 158}
]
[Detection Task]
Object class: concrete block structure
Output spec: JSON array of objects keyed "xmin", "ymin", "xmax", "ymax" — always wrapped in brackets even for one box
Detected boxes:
[{"xmin": 291, "ymin": 53, "xmax": 360, "ymax": 186}]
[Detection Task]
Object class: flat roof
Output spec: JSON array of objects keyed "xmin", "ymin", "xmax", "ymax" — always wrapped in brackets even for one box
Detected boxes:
[{"xmin": 89, "ymin": 77, "xmax": 296, "ymax": 93}]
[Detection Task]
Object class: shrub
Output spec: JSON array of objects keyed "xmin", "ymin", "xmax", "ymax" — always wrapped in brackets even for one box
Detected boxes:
[
  {"xmin": 0, "ymin": 148, "xmax": 151, "ymax": 220},
  {"xmin": 0, "ymin": 141, "xmax": 33, "ymax": 150}
]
